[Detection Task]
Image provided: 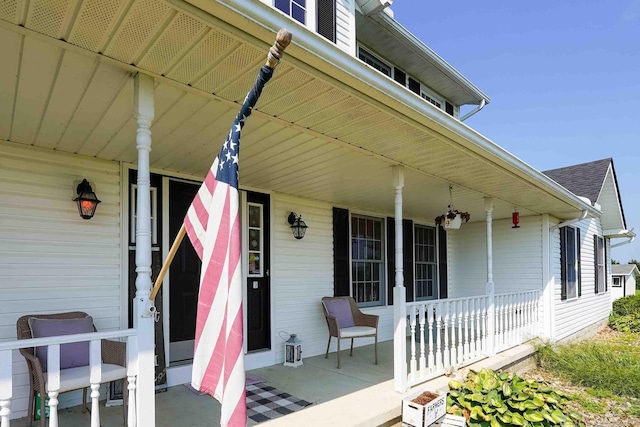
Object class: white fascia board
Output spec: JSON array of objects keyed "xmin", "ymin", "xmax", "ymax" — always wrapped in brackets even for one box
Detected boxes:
[
  {"xmin": 173, "ymin": 0, "xmax": 597, "ymax": 217},
  {"xmin": 603, "ymin": 228, "xmax": 636, "ymax": 238},
  {"xmin": 372, "ymin": 11, "xmax": 490, "ymax": 106}
]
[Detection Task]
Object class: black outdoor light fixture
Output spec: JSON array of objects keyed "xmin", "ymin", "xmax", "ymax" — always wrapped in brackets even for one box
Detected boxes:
[
  {"xmin": 73, "ymin": 179, "xmax": 101, "ymax": 220},
  {"xmin": 287, "ymin": 212, "xmax": 308, "ymax": 240}
]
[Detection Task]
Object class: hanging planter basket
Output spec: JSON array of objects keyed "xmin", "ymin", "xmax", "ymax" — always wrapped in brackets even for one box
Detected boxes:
[{"xmin": 434, "ymin": 211, "xmax": 470, "ymax": 230}]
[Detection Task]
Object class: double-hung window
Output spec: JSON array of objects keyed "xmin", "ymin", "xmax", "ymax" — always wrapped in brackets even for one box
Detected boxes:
[
  {"xmin": 351, "ymin": 215, "xmax": 384, "ymax": 306},
  {"xmin": 414, "ymin": 225, "xmax": 438, "ymax": 300},
  {"xmin": 594, "ymin": 235, "xmax": 606, "ymax": 293},
  {"xmin": 560, "ymin": 226, "xmax": 581, "ymax": 300}
]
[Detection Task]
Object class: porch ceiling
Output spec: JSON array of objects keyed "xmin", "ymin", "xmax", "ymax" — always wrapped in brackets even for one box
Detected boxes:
[{"xmin": 0, "ymin": 0, "xmax": 592, "ymax": 223}]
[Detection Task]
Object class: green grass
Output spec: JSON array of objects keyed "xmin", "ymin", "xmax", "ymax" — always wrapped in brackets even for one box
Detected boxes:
[
  {"xmin": 535, "ymin": 331, "xmax": 640, "ymax": 419},
  {"xmin": 536, "ymin": 335, "xmax": 640, "ymax": 399}
]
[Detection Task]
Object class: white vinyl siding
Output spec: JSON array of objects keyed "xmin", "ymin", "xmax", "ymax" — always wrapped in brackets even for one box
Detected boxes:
[
  {"xmin": 336, "ymin": 0, "xmax": 355, "ymax": 54},
  {"xmin": 0, "ymin": 141, "xmax": 122, "ymax": 417},
  {"xmin": 270, "ymin": 194, "xmax": 392, "ymax": 364},
  {"xmin": 448, "ymin": 215, "xmax": 544, "ymax": 298},
  {"xmin": 553, "ymin": 218, "xmax": 611, "ymax": 341}
]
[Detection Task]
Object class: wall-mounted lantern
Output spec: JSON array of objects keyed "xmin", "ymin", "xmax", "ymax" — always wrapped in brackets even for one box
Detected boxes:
[
  {"xmin": 287, "ymin": 212, "xmax": 308, "ymax": 240},
  {"xmin": 73, "ymin": 179, "xmax": 101, "ymax": 220}
]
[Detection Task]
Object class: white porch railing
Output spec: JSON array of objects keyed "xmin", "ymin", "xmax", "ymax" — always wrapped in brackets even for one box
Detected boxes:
[
  {"xmin": 406, "ymin": 290, "xmax": 540, "ymax": 387},
  {"xmin": 0, "ymin": 329, "xmax": 138, "ymax": 427}
]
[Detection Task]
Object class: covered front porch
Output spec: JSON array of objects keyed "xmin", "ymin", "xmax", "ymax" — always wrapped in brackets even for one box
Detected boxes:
[{"xmin": 7, "ymin": 334, "xmax": 537, "ymax": 427}]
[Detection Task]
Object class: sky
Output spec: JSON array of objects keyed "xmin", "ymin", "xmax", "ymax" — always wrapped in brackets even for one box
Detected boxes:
[{"xmin": 391, "ymin": 0, "xmax": 640, "ymax": 263}]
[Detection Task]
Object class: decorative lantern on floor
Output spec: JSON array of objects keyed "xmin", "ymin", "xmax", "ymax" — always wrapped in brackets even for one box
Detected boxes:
[{"xmin": 283, "ymin": 333, "xmax": 303, "ymax": 367}]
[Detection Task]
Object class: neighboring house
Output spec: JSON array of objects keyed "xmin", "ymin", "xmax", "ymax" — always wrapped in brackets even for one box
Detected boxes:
[
  {"xmin": 611, "ymin": 264, "xmax": 639, "ymax": 301},
  {"xmin": 0, "ymin": 0, "xmax": 635, "ymax": 424}
]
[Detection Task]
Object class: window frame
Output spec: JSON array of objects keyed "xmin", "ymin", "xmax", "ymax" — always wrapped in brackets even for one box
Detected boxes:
[
  {"xmin": 414, "ymin": 224, "xmax": 439, "ymax": 301},
  {"xmin": 350, "ymin": 213, "xmax": 386, "ymax": 307},
  {"xmin": 560, "ymin": 226, "xmax": 581, "ymax": 300},
  {"xmin": 612, "ymin": 276, "xmax": 622, "ymax": 287},
  {"xmin": 594, "ymin": 235, "xmax": 606, "ymax": 293},
  {"xmin": 272, "ymin": 0, "xmax": 316, "ymax": 29}
]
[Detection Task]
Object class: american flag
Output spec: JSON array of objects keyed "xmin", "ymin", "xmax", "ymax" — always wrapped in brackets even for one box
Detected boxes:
[{"xmin": 184, "ymin": 65, "xmax": 274, "ymax": 426}]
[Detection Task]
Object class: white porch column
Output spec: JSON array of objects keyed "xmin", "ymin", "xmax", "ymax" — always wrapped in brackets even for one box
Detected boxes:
[
  {"xmin": 133, "ymin": 73, "xmax": 156, "ymax": 427},
  {"xmin": 392, "ymin": 166, "xmax": 407, "ymax": 392},
  {"xmin": 541, "ymin": 214, "xmax": 555, "ymax": 340},
  {"xmin": 484, "ymin": 197, "xmax": 496, "ymax": 355}
]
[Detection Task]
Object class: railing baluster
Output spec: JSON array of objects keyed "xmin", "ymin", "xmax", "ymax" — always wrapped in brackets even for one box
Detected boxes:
[
  {"xmin": 449, "ymin": 301, "xmax": 456, "ymax": 367},
  {"xmin": 419, "ymin": 305, "xmax": 426, "ymax": 374},
  {"xmin": 435, "ymin": 302, "xmax": 443, "ymax": 370},
  {"xmin": 469, "ymin": 299, "xmax": 476, "ymax": 359},
  {"xmin": 90, "ymin": 340, "xmax": 102, "ymax": 427},
  {"xmin": 127, "ymin": 335, "xmax": 138, "ymax": 427},
  {"xmin": 443, "ymin": 302, "xmax": 450, "ymax": 369},
  {"xmin": 47, "ymin": 344, "xmax": 61, "ymax": 427},
  {"xmin": 456, "ymin": 299, "xmax": 468, "ymax": 365},
  {"xmin": 427, "ymin": 303, "xmax": 435, "ymax": 372},
  {"xmin": 409, "ymin": 305, "xmax": 417, "ymax": 382}
]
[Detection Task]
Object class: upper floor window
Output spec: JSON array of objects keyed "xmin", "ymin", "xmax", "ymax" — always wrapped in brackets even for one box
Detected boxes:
[
  {"xmin": 594, "ymin": 235, "xmax": 606, "ymax": 293},
  {"xmin": 560, "ymin": 226, "xmax": 581, "ymax": 300},
  {"xmin": 351, "ymin": 215, "xmax": 385, "ymax": 306},
  {"xmin": 358, "ymin": 48, "xmax": 392, "ymax": 78},
  {"xmin": 275, "ymin": 0, "xmax": 306, "ymax": 24}
]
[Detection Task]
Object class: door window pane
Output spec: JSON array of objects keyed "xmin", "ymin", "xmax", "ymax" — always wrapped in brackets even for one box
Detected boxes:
[{"xmin": 248, "ymin": 203, "xmax": 263, "ymax": 276}]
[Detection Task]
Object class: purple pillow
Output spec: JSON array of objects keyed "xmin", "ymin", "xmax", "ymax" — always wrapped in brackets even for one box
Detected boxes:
[
  {"xmin": 29, "ymin": 316, "xmax": 94, "ymax": 372},
  {"xmin": 324, "ymin": 299, "xmax": 355, "ymax": 328}
]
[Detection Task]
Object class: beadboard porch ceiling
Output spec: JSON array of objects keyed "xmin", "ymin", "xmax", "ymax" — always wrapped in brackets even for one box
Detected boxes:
[{"xmin": 0, "ymin": 0, "xmax": 592, "ymax": 223}]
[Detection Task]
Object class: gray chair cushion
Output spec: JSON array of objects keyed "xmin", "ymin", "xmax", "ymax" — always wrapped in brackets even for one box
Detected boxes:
[
  {"xmin": 323, "ymin": 299, "xmax": 355, "ymax": 328},
  {"xmin": 29, "ymin": 316, "xmax": 93, "ymax": 372}
]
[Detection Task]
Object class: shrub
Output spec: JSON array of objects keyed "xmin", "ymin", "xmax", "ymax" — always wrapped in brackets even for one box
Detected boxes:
[
  {"xmin": 447, "ymin": 368, "xmax": 584, "ymax": 426},
  {"xmin": 609, "ymin": 294, "xmax": 640, "ymax": 332}
]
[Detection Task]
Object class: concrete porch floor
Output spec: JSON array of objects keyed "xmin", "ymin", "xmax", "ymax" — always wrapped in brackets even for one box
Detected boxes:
[{"xmin": 12, "ymin": 339, "xmax": 536, "ymax": 426}]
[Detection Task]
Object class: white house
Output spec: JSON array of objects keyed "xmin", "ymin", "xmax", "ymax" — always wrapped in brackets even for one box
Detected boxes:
[
  {"xmin": 0, "ymin": 0, "xmax": 635, "ymax": 425},
  {"xmin": 611, "ymin": 264, "xmax": 639, "ymax": 301}
]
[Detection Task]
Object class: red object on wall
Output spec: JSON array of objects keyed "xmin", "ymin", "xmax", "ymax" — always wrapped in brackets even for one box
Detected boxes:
[{"xmin": 512, "ymin": 211, "xmax": 520, "ymax": 228}]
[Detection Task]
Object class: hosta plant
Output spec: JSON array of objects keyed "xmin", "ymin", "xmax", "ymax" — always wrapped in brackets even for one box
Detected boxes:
[{"xmin": 447, "ymin": 368, "xmax": 584, "ymax": 427}]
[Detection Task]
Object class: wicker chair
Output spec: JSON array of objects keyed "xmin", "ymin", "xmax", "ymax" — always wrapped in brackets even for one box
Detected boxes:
[
  {"xmin": 17, "ymin": 312, "xmax": 128, "ymax": 427},
  {"xmin": 321, "ymin": 296, "xmax": 379, "ymax": 369}
]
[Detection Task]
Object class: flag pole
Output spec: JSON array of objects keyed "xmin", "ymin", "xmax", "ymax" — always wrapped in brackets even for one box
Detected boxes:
[{"xmin": 149, "ymin": 28, "xmax": 292, "ymax": 301}]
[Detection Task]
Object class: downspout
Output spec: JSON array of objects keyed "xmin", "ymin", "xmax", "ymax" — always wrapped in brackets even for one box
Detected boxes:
[
  {"xmin": 611, "ymin": 232, "xmax": 635, "ymax": 248},
  {"xmin": 460, "ymin": 99, "xmax": 486, "ymax": 122}
]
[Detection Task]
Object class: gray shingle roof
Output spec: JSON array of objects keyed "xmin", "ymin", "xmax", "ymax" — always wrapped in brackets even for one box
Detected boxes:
[
  {"xmin": 612, "ymin": 264, "xmax": 639, "ymax": 276},
  {"xmin": 542, "ymin": 158, "xmax": 612, "ymax": 205}
]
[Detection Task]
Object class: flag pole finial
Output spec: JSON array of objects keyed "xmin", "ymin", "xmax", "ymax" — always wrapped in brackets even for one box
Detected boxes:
[{"xmin": 266, "ymin": 28, "xmax": 293, "ymax": 68}]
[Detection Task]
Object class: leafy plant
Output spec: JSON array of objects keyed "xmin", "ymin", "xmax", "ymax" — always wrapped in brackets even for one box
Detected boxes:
[
  {"xmin": 447, "ymin": 368, "xmax": 584, "ymax": 427},
  {"xmin": 609, "ymin": 294, "xmax": 640, "ymax": 332},
  {"xmin": 435, "ymin": 209, "xmax": 471, "ymax": 226}
]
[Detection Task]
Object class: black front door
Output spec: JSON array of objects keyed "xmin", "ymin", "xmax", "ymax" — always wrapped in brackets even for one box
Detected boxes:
[
  {"xmin": 246, "ymin": 191, "xmax": 271, "ymax": 352},
  {"xmin": 168, "ymin": 179, "xmax": 201, "ymax": 364}
]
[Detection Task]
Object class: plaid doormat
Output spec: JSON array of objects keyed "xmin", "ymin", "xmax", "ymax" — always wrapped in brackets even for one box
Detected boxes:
[{"xmin": 246, "ymin": 383, "xmax": 313, "ymax": 423}]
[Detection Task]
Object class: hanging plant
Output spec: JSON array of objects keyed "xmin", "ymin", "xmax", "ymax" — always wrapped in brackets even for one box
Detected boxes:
[
  {"xmin": 435, "ymin": 185, "xmax": 470, "ymax": 227},
  {"xmin": 435, "ymin": 209, "xmax": 471, "ymax": 226}
]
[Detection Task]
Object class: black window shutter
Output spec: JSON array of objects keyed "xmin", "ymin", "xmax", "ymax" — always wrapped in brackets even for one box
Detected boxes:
[
  {"xmin": 317, "ymin": 0, "xmax": 336, "ymax": 43},
  {"xmin": 403, "ymin": 219, "xmax": 414, "ymax": 302},
  {"xmin": 577, "ymin": 228, "xmax": 581, "ymax": 297},
  {"xmin": 445, "ymin": 102, "xmax": 454, "ymax": 116},
  {"xmin": 604, "ymin": 238, "xmax": 608, "ymax": 292},
  {"xmin": 438, "ymin": 226, "xmax": 448, "ymax": 299},
  {"xmin": 333, "ymin": 207, "xmax": 350, "ymax": 296},
  {"xmin": 593, "ymin": 234, "xmax": 599, "ymax": 294},
  {"xmin": 394, "ymin": 68, "xmax": 407, "ymax": 86},
  {"xmin": 408, "ymin": 78, "xmax": 420, "ymax": 95},
  {"xmin": 560, "ymin": 228, "xmax": 567, "ymax": 300},
  {"xmin": 386, "ymin": 217, "xmax": 395, "ymax": 305}
]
